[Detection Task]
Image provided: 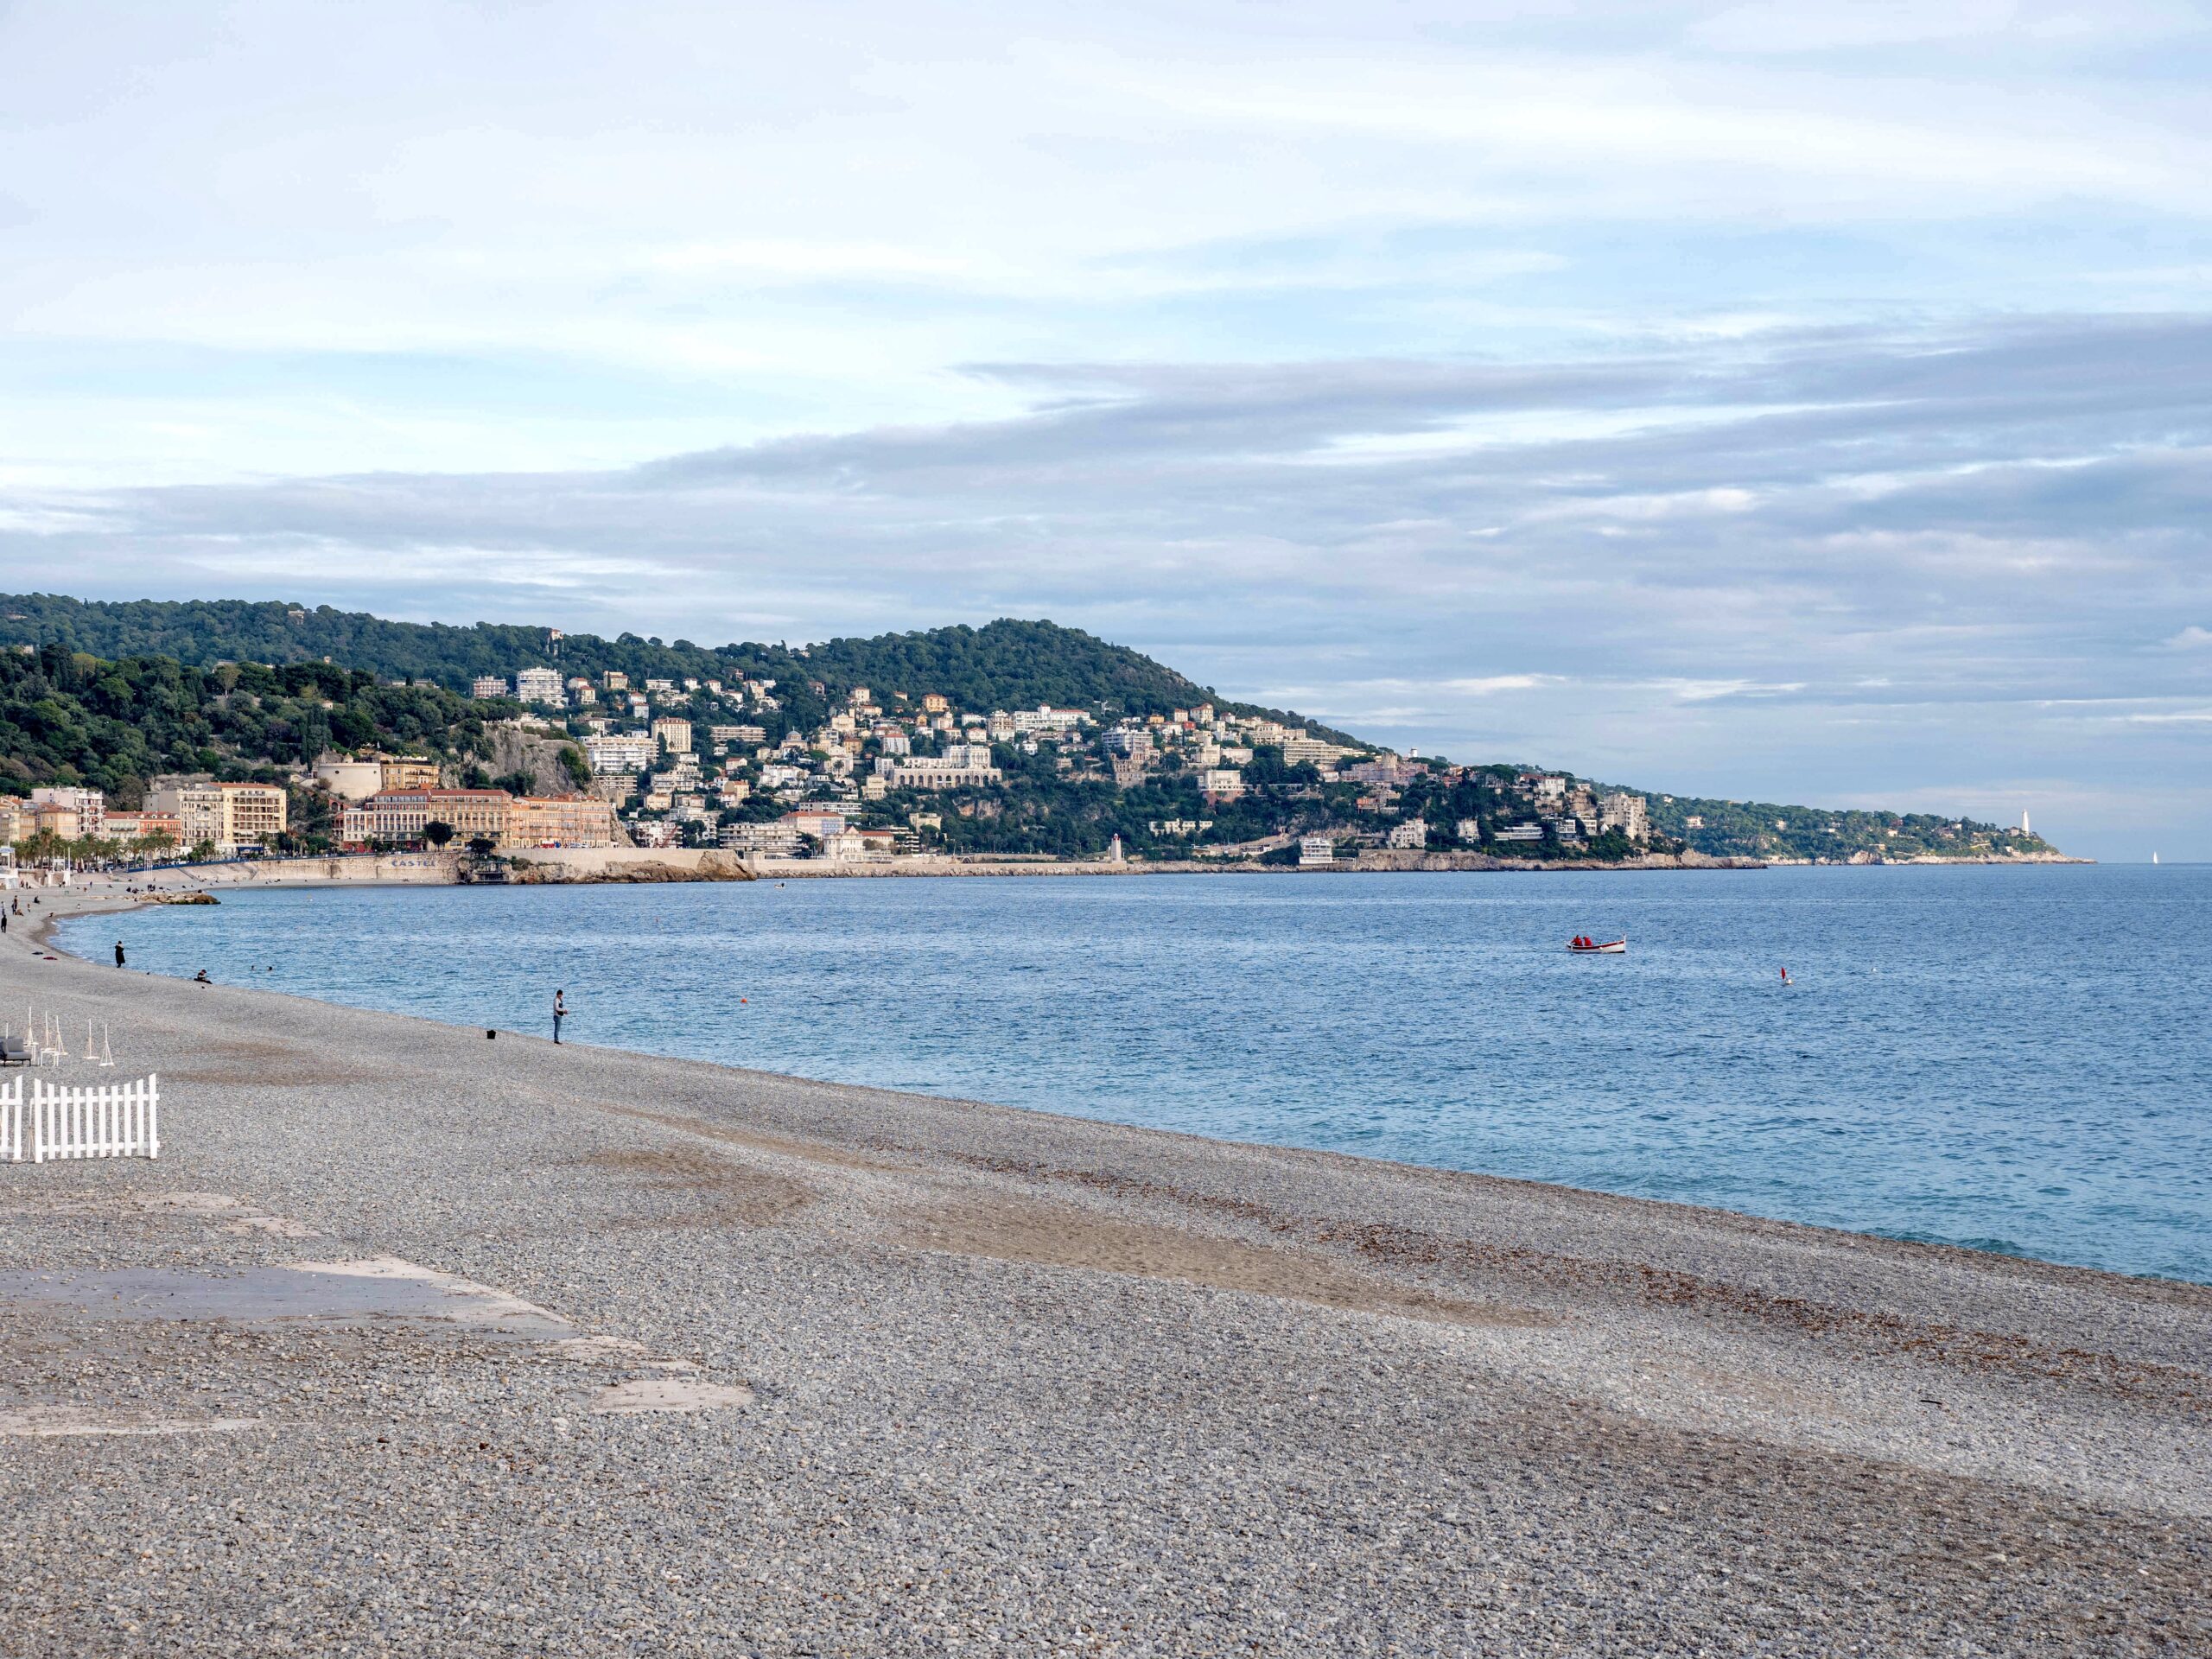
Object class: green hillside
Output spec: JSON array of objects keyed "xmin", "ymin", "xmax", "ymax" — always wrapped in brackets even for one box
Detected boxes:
[
  {"xmin": 0, "ymin": 594, "xmax": 2069, "ymax": 864},
  {"xmin": 0, "ymin": 643, "xmax": 551, "ymax": 825},
  {"xmin": 1640, "ymin": 791, "xmax": 2055, "ymax": 863},
  {"xmin": 0, "ymin": 595, "xmax": 1352, "ymax": 745}
]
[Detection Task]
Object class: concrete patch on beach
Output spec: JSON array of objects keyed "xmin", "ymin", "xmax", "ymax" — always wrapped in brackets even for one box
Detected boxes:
[
  {"xmin": 588, "ymin": 1377, "xmax": 753, "ymax": 1414},
  {"xmin": 547, "ymin": 1333, "xmax": 702, "ymax": 1373},
  {"xmin": 0, "ymin": 1404, "xmax": 265, "ymax": 1438},
  {"xmin": 0, "ymin": 1262, "xmax": 573, "ymax": 1333},
  {"xmin": 281, "ymin": 1256, "xmax": 575, "ymax": 1332}
]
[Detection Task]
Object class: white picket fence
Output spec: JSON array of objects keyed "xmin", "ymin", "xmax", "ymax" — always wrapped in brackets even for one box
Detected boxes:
[{"xmin": 0, "ymin": 1074, "xmax": 159, "ymax": 1162}]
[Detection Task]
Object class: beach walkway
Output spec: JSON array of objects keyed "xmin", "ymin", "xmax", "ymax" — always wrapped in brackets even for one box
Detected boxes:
[{"xmin": 1, "ymin": 888, "xmax": 2206, "ymax": 1656}]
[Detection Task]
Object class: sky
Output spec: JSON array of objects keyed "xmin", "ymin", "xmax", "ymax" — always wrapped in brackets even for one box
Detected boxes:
[{"xmin": 2, "ymin": 2, "xmax": 2209, "ymax": 859}]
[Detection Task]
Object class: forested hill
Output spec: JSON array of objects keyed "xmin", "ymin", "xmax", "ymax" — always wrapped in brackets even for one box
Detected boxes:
[{"xmin": 0, "ymin": 594, "xmax": 1353, "ymax": 743}]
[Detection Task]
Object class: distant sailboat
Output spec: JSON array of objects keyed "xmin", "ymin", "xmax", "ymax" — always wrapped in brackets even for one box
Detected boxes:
[{"xmin": 2152, "ymin": 851, "xmax": 2160, "ymax": 865}]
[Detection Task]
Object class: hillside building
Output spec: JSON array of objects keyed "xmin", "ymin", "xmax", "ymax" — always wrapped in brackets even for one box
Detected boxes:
[
  {"xmin": 365, "ymin": 787, "xmax": 507, "ymax": 846},
  {"xmin": 515, "ymin": 667, "xmax": 564, "ymax": 705},
  {"xmin": 144, "ymin": 780, "xmax": 287, "ymax": 853},
  {"xmin": 505, "ymin": 794, "xmax": 620, "ymax": 848},
  {"xmin": 29, "ymin": 786, "xmax": 105, "ymax": 839}
]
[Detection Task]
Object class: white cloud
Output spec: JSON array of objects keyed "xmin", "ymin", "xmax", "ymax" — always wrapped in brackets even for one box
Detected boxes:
[{"xmin": 3, "ymin": 3, "xmax": 2211, "ymax": 856}]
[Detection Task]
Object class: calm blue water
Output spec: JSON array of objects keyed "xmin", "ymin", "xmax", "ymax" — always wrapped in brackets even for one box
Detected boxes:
[{"xmin": 71, "ymin": 865, "xmax": 2211, "ymax": 1283}]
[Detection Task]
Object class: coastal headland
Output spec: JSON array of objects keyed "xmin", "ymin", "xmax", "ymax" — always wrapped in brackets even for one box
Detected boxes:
[{"xmin": 2, "ymin": 887, "xmax": 2205, "ymax": 1655}]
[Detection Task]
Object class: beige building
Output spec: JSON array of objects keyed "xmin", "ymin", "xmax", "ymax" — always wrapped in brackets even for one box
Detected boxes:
[
  {"xmin": 102, "ymin": 811, "xmax": 184, "ymax": 845},
  {"xmin": 31, "ymin": 786, "xmax": 105, "ymax": 838},
  {"xmin": 651, "ymin": 717, "xmax": 693, "ymax": 754},
  {"xmin": 379, "ymin": 755, "xmax": 442, "ymax": 791},
  {"xmin": 0, "ymin": 798, "xmax": 29, "ymax": 844},
  {"xmin": 221, "ymin": 783, "xmax": 287, "ymax": 848},
  {"xmin": 1599, "ymin": 792, "xmax": 1650, "ymax": 842},
  {"xmin": 365, "ymin": 788, "xmax": 509, "ymax": 846},
  {"xmin": 146, "ymin": 781, "xmax": 224, "ymax": 849},
  {"xmin": 504, "ymin": 794, "xmax": 620, "ymax": 848},
  {"xmin": 144, "ymin": 780, "xmax": 287, "ymax": 853},
  {"xmin": 30, "ymin": 802, "xmax": 83, "ymax": 840}
]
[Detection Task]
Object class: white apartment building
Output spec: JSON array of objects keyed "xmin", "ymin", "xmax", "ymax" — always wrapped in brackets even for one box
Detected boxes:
[
  {"xmin": 1298, "ymin": 835, "xmax": 1335, "ymax": 867},
  {"xmin": 1102, "ymin": 729, "xmax": 1154, "ymax": 761},
  {"xmin": 1386, "ymin": 820, "xmax": 1429, "ymax": 849},
  {"xmin": 471, "ymin": 675, "xmax": 510, "ymax": 700},
  {"xmin": 1011, "ymin": 706, "xmax": 1092, "ymax": 734},
  {"xmin": 515, "ymin": 667, "xmax": 564, "ymax": 705},
  {"xmin": 1599, "ymin": 792, "xmax": 1650, "ymax": 842},
  {"xmin": 720, "ymin": 822, "xmax": 804, "ymax": 856},
  {"xmin": 1280, "ymin": 737, "xmax": 1356, "ymax": 767},
  {"xmin": 583, "ymin": 735, "xmax": 655, "ymax": 776},
  {"xmin": 879, "ymin": 747, "xmax": 1001, "ymax": 790},
  {"xmin": 1199, "ymin": 769, "xmax": 1244, "ymax": 798}
]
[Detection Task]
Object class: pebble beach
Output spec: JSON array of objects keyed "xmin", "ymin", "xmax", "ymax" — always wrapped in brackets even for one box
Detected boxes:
[{"xmin": 2, "ymin": 885, "xmax": 2207, "ymax": 1656}]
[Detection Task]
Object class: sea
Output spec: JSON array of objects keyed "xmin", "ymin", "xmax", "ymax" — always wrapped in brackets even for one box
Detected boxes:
[{"xmin": 67, "ymin": 863, "xmax": 2211, "ymax": 1285}]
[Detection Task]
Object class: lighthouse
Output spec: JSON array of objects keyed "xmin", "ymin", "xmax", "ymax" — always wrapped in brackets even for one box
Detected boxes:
[{"xmin": 2020, "ymin": 809, "xmax": 2031, "ymax": 835}]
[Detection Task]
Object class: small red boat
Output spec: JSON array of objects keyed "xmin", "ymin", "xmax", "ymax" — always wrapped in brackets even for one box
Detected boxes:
[{"xmin": 1567, "ymin": 937, "xmax": 1626, "ymax": 954}]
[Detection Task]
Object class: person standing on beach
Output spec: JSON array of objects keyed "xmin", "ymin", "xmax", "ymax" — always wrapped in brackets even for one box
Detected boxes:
[
  {"xmin": 553, "ymin": 988, "xmax": 568, "ymax": 1045},
  {"xmin": 115, "ymin": 940, "xmax": 125, "ymax": 968}
]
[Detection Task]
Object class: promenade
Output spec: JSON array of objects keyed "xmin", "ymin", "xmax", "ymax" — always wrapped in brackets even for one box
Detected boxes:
[{"xmin": 1, "ymin": 888, "xmax": 2205, "ymax": 1656}]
